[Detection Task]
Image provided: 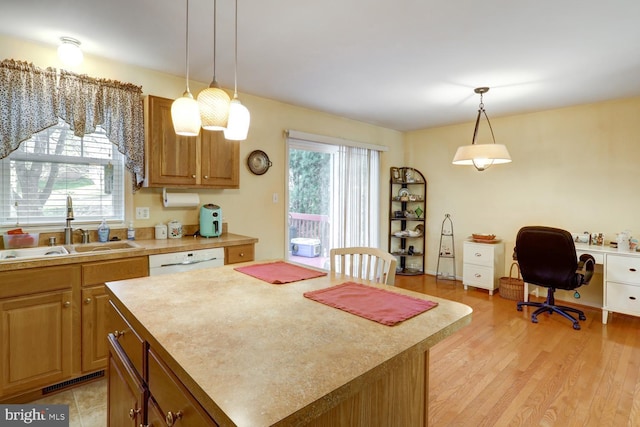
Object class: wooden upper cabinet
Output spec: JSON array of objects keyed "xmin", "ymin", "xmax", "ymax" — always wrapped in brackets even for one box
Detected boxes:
[{"xmin": 145, "ymin": 95, "xmax": 239, "ymax": 189}]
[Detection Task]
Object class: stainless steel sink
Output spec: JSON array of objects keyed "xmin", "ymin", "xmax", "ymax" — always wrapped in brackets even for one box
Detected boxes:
[
  {"xmin": 0, "ymin": 245, "xmax": 70, "ymax": 261},
  {"xmin": 70, "ymin": 240, "xmax": 141, "ymax": 253}
]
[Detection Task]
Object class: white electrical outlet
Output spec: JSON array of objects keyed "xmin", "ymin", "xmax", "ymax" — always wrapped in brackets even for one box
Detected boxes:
[{"xmin": 136, "ymin": 207, "xmax": 150, "ymax": 219}]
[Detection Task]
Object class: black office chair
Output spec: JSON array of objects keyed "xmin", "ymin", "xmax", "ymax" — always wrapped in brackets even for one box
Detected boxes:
[{"xmin": 515, "ymin": 226, "xmax": 595, "ymax": 330}]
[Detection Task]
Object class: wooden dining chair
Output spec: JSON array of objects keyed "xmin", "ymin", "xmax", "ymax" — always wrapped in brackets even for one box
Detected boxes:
[{"xmin": 330, "ymin": 247, "xmax": 398, "ymax": 285}]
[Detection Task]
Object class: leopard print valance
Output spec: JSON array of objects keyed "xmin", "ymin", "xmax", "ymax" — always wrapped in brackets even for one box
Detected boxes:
[{"xmin": 0, "ymin": 59, "xmax": 145, "ymax": 191}]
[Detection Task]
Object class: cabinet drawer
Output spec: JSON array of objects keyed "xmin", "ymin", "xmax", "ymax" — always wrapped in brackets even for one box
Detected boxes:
[
  {"xmin": 606, "ymin": 281, "xmax": 640, "ymax": 315},
  {"xmin": 463, "ymin": 243, "xmax": 494, "ymax": 267},
  {"xmin": 606, "ymin": 255, "xmax": 640, "ymax": 284},
  {"xmin": 225, "ymin": 244, "xmax": 254, "ymax": 264},
  {"xmin": 0, "ymin": 265, "xmax": 80, "ymax": 299},
  {"xmin": 109, "ymin": 302, "xmax": 145, "ymax": 375},
  {"xmin": 148, "ymin": 348, "xmax": 218, "ymax": 426},
  {"xmin": 82, "ymin": 256, "xmax": 149, "ymax": 286},
  {"xmin": 463, "ymin": 264, "xmax": 495, "ymax": 289}
]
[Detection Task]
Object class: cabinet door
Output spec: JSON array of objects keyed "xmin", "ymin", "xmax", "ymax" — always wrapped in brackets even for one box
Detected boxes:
[
  {"xmin": 200, "ymin": 130, "xmax": 239, "ymax": 188},
  {"xmin": 0, "ymin": 290, "xmax": 73, "ymax": 397},
  {"xmin": 108, "ymin": 334, "xmax": 145, "ymax": 427},
  {"xmin": 82, "ymin": 285, "xmax": 110, "ymax": 372},
  {"xmin": 146, "ymin": 95, "xmax": 198, "ymax": 187}
]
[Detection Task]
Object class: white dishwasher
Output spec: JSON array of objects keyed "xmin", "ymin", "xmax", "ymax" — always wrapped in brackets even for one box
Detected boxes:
[{"xmin": 149, "ymin": 247, "xmax": 224, "ymax": 276}]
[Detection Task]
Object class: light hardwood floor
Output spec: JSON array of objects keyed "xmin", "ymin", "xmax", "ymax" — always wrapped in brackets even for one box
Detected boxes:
[{"xmin": 395, "ymin": 274, "xmax": 640, "ymax": 427}]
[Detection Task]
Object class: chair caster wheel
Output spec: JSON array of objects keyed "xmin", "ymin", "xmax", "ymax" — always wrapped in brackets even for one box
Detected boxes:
[
  {"xmin": 517, "ymin": 306, "xmax": 523, "ymax": 312},
  {"xmin": 573, "ymin": 323, "xmax": 581, "ymax": 330},
  {"xmin": 531, "ymin": 316, "xmax": 538, "ymax": 323},
  {"xmin": 579, "ymin": 314, "xmax": 586, "ymax": 321}
]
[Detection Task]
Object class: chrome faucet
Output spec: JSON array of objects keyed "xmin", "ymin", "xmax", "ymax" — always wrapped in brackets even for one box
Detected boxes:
[{"xmin": 64, "ymin": 195, "xmax": 74, "ymax": 245}]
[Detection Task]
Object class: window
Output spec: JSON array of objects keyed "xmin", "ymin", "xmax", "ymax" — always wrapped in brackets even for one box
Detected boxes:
[
  {"xmin": 0, "ymin": 119, "xmax": 125, "ymax": 227},
  {"xmin": 286, "ymin": 130, "xmax": 385, "ymax": 269}
]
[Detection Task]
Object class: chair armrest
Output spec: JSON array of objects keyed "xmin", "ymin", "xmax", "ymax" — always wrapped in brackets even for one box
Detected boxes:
[{"xmin": 576, "ymin": 253, "xmax": 596, "ymax": 285}]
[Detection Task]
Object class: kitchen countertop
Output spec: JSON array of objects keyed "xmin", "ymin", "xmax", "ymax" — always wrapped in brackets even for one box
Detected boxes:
[
  {"xmin": 106, "ymin": 262, "xmax": 473, "ymax": 426},
  {"xmin": 0, "ymin": 233, "xmax": 257, "ymax": 272}
]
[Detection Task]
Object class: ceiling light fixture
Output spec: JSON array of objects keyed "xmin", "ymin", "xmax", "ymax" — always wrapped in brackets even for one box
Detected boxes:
[
  {"xmin": 57, "ymin": 37, "xmax": 83, "ymax": 67},
  {"xmin": 224, "ymin": 0, "xmax": 251, "ymax": 141},
  {"xmin": 197, "ymin": 0, "xmax": 231, "ymax": 131},
  {"xmin": 171, "ymin": 0, "xmax": 201, "ymax": 136},
  {"xmin": 452, "ymin": 87, "xmax": 511, "ymax": 171}
]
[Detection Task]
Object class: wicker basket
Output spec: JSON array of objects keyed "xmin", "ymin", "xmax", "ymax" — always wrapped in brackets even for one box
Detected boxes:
[{"xmin": 499, "ymin": 262, "xmax": 524, "ymax": 301}]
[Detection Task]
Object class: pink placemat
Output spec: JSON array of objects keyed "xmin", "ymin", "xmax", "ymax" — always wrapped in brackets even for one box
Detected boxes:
[
  {"xmin": 235, "ymin": 261, "xmax": 327, "ymax": 284},
  {"xmin": 303, "ymin": 282, "xmax": 438, "ymax": 326}
]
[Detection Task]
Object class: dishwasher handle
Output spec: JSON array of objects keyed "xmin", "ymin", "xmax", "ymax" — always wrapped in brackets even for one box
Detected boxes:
[{"xmin": 160, "ymin": 257, "xmax": 219, "ymax": 267}]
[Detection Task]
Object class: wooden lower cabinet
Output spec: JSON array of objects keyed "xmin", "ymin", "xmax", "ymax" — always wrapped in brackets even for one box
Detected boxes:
[
  {"xmin": 0, "ymin": 289, "xmax": 74, "ymax": 397},
  {"xmin": 81, "ymin": 285, "xmax": 110, "ymax": 372},
  {"xmin": 81, "ymin": 256, "xmax": 148, "ymax": 373},
  {"xmin": 107, "ymin": 334, "xmax": 145, "ymax": 427},
  {"xmin": 0, "ymin": 264, "xmax": 80, "ymax": 399},
  {"xmin": 107, "ymin": 302, "xmax": 217, "ymax": 427}
]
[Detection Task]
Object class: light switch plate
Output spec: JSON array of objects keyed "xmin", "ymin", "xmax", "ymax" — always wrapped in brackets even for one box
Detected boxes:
[{"xmin": 136, "ymin": 207, "xmax": 150, "ymax": 219}]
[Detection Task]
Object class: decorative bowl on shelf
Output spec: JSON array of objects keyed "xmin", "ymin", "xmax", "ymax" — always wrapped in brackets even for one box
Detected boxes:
[{"xmin": 472, "ymin": 233, "xmax": 496, "ymax": 241}]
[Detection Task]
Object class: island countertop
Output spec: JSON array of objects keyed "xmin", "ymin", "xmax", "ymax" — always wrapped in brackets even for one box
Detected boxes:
[{"xmin": 106, "ymin": 262, "xmax": 472, "ymax": 426}]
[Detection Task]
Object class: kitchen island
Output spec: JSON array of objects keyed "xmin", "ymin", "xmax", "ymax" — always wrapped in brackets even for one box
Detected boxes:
[{"xmin": 106, "ymin": 262, "xmax": 472, "ymax": 426}]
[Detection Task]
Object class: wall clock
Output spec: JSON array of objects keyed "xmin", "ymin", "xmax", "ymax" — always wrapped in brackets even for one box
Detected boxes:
[{"xmin": 247, "ymin": 150, "xmax": 272, "ymax": 175}]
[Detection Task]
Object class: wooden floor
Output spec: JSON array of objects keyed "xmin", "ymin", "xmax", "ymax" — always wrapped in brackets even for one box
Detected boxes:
[{"xmin": 395, "ymin": 274, "xmax": 640, "ymax": 427}]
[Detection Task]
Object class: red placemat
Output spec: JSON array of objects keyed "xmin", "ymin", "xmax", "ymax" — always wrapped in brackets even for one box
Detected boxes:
[
  {"xmin": 235, "ymin": 261, "xmax": 327, "ymax": 284},
  {"xmin": 303, "ymin": 282, "xmax": 438, "ymax": 326}
]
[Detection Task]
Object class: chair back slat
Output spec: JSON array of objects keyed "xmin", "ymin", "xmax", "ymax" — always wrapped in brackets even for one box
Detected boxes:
[{"xmin": 330, "ymin": 247, "xmax": 397, "ymax": 285}]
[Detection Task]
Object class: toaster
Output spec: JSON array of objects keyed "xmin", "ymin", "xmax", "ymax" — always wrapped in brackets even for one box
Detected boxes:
[{"xmin": 200, "ymin": 204, "xmax": 222, "ymax": 237}]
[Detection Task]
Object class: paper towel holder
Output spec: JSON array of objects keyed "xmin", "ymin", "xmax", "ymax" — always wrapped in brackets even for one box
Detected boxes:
[{"xmin": 162, "ymin": 187, "xmax": 200, "ymax": 209}]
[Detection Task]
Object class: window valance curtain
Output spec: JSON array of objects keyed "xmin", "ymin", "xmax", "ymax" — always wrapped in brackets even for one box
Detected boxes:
[{"xmin": 0, "ymin": 59, "xmax": 145, "ymax": 190}]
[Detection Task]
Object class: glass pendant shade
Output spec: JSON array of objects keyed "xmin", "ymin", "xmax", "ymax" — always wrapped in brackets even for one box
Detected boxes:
[
  {"xmin": 452, "ymin": 144, "xmax": 511, "ymax": 171},
  {"xmin": 171, "ymin": 91, "xmax": 201, "ymax": 136},
  {"xmin": 224, "ymin": 98, "xmax": 250, "ymax": 140},
  {"xmin": 197, "ymin": 84, "xmax": 230, "ymax": 130},
  {"xmin": 57, "ymin": 37, "xmax": 83, "ymax": 67}
]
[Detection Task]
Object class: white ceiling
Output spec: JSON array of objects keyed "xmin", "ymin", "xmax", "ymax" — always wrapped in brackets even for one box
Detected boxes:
[{"xmin": 2, "ymin": 0, "xmax": 640, "ymax": 131}]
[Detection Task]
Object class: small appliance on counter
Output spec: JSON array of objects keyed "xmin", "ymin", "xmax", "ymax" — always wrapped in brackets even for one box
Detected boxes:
[{"xmin": 200, "ymin": 204, "xmax": 222, "ymax": 237}]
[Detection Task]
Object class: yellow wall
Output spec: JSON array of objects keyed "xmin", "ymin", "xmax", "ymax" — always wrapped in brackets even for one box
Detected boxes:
[
  {"xmin": 405, "ymin": 97, "xmax": 640, "ymax": 306},
  {"xmin": 1, "ymin": 35, "xmax": 404, "ymax": 261}
]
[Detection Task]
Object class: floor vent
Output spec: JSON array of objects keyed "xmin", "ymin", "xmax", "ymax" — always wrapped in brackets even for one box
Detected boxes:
[{"xmin": 42, "ymin": 370, "xmax": 105, "ymax": 395}]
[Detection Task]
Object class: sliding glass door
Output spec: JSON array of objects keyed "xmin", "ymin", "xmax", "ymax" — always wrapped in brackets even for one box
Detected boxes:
[{"xmin": 286, "ymin": 134, "xmax": 380, "ymax": 270}]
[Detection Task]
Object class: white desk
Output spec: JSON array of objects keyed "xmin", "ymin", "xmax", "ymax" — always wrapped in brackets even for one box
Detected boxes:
[{"xmin": 523, "ymin": 243, "xmax": 640, "ymax": 324}]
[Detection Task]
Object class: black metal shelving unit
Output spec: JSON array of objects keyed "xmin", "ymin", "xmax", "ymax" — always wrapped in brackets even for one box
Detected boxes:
[{"xmin": 388, "ymin": 167, "xmax": 426, "ymax": 276}]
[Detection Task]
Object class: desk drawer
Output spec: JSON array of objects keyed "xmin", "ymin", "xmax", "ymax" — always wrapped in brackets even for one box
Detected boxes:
[
  {"xmin": 606, "ymin": 282, "xmax": 640, "ymax": 315},
  {"xmin": 463, "ymin": 264, "xmax": 495, "ymax": 289},
  {"xmin": 606, "ymin": 254, "xmax": 640, "ymax": 284},
  {"xmin": 463, "ymin": 243, "xmax": 494, "ymax": 267}
]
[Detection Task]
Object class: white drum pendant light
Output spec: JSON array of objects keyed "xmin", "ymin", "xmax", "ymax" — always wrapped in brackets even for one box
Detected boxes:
[
  {"xmin": 452, "ymin": 87, "xmax": 511, "ymax": 171},
  {"xmin": 224, "ymin": 0, "xmax": 251, "ymax": 140},
  {"xmin": 198, "ymin": 0, "xmax": 230, "ymax": 131},
  {"xmin": 172, "ymin": 0, "xmax": 201, "ymax": 136}
]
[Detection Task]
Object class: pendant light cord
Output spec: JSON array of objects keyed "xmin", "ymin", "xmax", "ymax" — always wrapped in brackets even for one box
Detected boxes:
[
  {"xmin": 233, "ymin": 0, "xmax": 239, "ymax": 97},
  {"xmin": 212, "ymin": 0, "xmax": 217, "ymax": 83},
  {"xmin": 185, "ymin": 0, "xmax": 191, "ymax": 93}
]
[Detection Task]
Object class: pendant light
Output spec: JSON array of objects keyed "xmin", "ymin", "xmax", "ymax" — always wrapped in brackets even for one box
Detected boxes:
[
  {"xmin": 452, "ymin": 87, "xmax": 511, "ymax": 171},
  {"xmin": 224, "ymin": 0, "xmax": 251, "ymax": 141},
  {"xmin": 197, "ymin": 0, "xmax": 231, "ymax": 131},
  {"xmin": 171, "ymin": 0, "xmax": 201, "ymax": 136}
]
